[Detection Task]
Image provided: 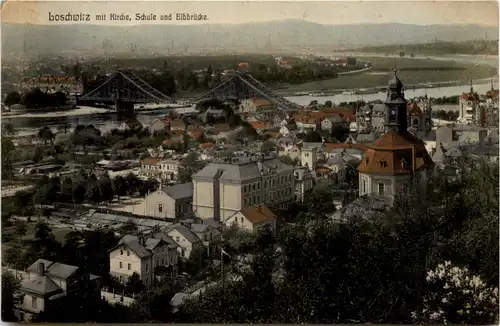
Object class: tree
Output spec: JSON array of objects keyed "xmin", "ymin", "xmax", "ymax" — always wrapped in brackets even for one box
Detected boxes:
[
  {"xmin": 4, "ymin": 91, "xmax": 22, "ymax": 106},
  {"xmin": 178, "ymin": 153, "xmax": 206, "ymax": 183},
  {"xmin": 130, "ymin": 283, "xmax": 177, "ymax": 322},
  {"xmin": 37, "ymin": 126, "xmax": 55, "ymax": 145},
  {"xmin": 2, "ymin": 122, "xmax": 16, "ymax": 137},
  {"xmin": 304, "ymin": 130, "xmax": 322, "ymax": 143},
  {"xmin": 1, "ymin": 271, "xmax": 21, "ymax": 322},
  {"xmin": 260, "ymin": 140, "xmax": 276, "ymax": 155},
  {"xmin": 126, "ymin": 272, "xmax": 146, "ymax": 295},
  {"xmin": 118, "ymin": 220, "xmax": 138, "ymax": 235},
  {"xmin": 411, "ymin": 261, "xmax": 499, "ymax": 324},
  {"xmin": 278, "ymin": 155, "xmax": 298, "ymax": 166},
  {"xmin": 324, "ymin": 100, "xmax": 333, "ymax": 108}
]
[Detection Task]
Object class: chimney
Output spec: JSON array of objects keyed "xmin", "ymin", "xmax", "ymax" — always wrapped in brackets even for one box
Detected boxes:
[{"xmin": 39, "ymin": 262, "xmax": 45, "ymax": 276}]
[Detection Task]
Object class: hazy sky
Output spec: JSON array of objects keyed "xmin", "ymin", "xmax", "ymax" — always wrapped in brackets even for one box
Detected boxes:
[{"xmin": 2, "ymin": 0, "xmax": 498, "ymax": 26}]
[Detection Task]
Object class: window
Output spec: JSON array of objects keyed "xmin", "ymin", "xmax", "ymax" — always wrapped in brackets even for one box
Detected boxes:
[
  {"xmin": 119, "ymin": 262, "xmax": 123, "ymax": 268},
  {"xmin": 305, "ymin": 153, "xmax": 309, "ymax": 157},
  {"xmin": 378, "ymin": 183, "xmax": 385, "ymax": 195},
  {"xmin": 158, "ymin": 204, "xmax": 163, "ymax": 213},
  {"xmin": 127, "ymin": 251, "xmax": 130, "ymax": 256},
  {"xmin": 146, "ymin": 264, "xmax": 148, "ymax": 271},
  {"xmin": 120, "ymin": 249, "xmax": 123, "ymax": 255},
  {"xmin": 204, "ymin": 234, "xmax": 208, "ymax": 241},
  {"xmin": 162, "ymin": 258, "xmax": 165, "ymax": 265},
  {"xmin": 210, "ymin": 233, "xmax": 213, "ymax": 241},
  {"xmin": 156, "ymin": 260, "xmax": 159, "ymax": 266},
  {"xmin": 240, "ymin": 217, "xmax": 244, "ymax": 224},
  {"xmin": 127, "ymin": 263, "xmax": 131, "ymax": 270},
  {"xmin": 252, "ymin": 184, "xmax": 255, "ymax": 191},
  {"xmin": 362, "ymin": 180, "xmax": 367, "ymax": 193},
  {"xmin": 31, "ymin": 296, "xmax": 37, "ymax": 309},
  {"xmin": 257, "ymin": 183, "xmax": 260, "ymax": 190},
  {"xmin": 182, "ymin": 249, "xmax": 186, "ymax": 257},
  {"xmin": 176, "ymin": 236, "xmax": 180, "ymax": 242}
]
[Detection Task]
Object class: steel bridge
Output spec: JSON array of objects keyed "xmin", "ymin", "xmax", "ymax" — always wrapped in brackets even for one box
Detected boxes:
[
  {"xmin": 194, "ymin": 72, "xmax": 301, "ymax": 110},
  {"xmin": 79, "ymin": 70, "xmax": 172, "ymax": 111}
]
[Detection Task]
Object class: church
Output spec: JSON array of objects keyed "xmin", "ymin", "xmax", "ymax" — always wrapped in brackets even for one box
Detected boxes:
[{"xmin": 356, "ymin": 70, "xmax": 435, "ymax": 206}]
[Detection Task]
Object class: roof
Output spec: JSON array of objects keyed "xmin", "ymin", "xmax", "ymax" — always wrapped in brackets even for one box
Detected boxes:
[
  {"xmin": 358, "ymin": 130, "xmax": 435, "ymax": 175},
  {"xmin": 253, "ymin": 99, "xmax": 273, "ymax": 107},
  {"xmin": 170, "ymin": 120, "xmax": 186, "ymax": 128},
  {"xmin": 356, "ymin": 133, "xmax": 378, "ymax": 143},
  {"xmin": 214, "ymin": 123, "xmax": 232, "ymax": 132},
  {"xmin": 21, "ymin": 276, "xmax": 62, "ymax": 296},
  {"xmin": 168, "ymin": 224, "xmax": 201, "ymax": 244},
  {"xmin": 250, "ymin": 121, "xmax": 267, "ymax": 130},
  {"xmin": 199, "ymin": 142, "xmax": 216, "ymax": 150},
  {"xmin": 239, "ymin": 204, "xmax": 276, "ymax": 224},
  {"xmin": 27, "ymin": 259, "xmax": 79, "ymax": 280},
  {"xmin": 161, "ymin": 182, "xmax": 193, "ymax": 200},
  {"xmin": 323, "ymin": 143, "xmax": 366, "ymax": 153},
  {"xmin": 141, "ymin": 157, "xmax": 162, "ymax": 166},
  {"xmin": 195, "ymin": 157, "xmax": 294, "ymax": 182},
  {"xmin": 114, "ymin": 236, "xmax": 153, "ymax": 258},
  {"xmin": 408, "ymin": 103, "xmax": 423, "ymax": 115}
]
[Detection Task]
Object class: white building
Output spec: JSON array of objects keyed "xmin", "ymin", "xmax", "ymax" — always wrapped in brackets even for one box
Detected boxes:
[
  {"xmin": 108, "ymin": 234, "xmax": 179, "ymax": 287},
  {"xmin": 225, "ymin": 204, "xmax": 277, "ymax": 235},
  {"xmin": 192, "ymin": 156, "xmax": 295, "ymax": 221}
]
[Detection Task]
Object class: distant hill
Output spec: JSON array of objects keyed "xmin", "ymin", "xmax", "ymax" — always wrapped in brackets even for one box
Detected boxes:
[
  {"xmin": 2, "ymin": 20, "xmax": 498, "ymax": 56},
  {"xmin": 349, "ymin": 40, "xmax": 499, "ymax": 55}
]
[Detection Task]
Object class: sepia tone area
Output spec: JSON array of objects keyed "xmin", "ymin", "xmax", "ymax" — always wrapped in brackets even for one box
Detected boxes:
[{"xmin": 1, "ymin": 0, "xmax": 499, "ymax": 324}]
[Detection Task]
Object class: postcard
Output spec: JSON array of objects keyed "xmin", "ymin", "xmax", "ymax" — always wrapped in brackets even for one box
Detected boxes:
[{"xmin": 1, "ymin": 0, "xmax": 499, "ymax": 324}]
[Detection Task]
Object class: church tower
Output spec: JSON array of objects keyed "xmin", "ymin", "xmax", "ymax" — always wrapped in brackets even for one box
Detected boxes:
[{"xmin": 384, "ymin": 69, "xmax": 408, "ymax": 132}]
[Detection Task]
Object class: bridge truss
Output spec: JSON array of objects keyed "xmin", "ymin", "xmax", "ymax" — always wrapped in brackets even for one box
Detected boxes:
[
  {"xmin": 194, "ymin": 72, "xmax": 301, "ymax": 110},
  {"xmin": 79, "ymin": 70, "xmax": 171, "ymax": 103}
]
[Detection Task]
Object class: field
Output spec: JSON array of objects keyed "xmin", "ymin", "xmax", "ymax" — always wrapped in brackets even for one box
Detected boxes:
[{"xmin": 284, "ymin": 56, "xmax": 498, "ymax": 92}]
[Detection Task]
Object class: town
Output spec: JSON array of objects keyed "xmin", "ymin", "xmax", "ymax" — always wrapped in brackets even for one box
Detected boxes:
[{"xmin": 1, "ymin": 2, "xmax": 499, "ymax": 324}]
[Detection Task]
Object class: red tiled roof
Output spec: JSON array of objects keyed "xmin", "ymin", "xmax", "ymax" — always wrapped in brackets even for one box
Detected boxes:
[
  {"xmin": 141, "ymin": 158, "xmax": 161, "ymax": 166},
  {"xmin": 357, "ymin": 131, "xmax": 434, "ymax": 175},
  {"xmin": 240, "ymin": 205, "xmax": 276, "ymax": 224},
  {"xmin": 250, "ymin": 121, "xmax": 267, "ymax": 130},
  {"xmin": 199, "ymin": 142, "xmax": 216, "ymax": 150}
]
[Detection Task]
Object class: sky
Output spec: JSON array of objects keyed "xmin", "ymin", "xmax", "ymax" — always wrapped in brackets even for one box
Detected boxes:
[{"xmin": 1, "ymin": 0, "xmax": 498, "ymax": 26}]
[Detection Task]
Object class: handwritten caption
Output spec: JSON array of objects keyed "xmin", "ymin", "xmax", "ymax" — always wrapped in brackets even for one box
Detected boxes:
[{"xmin": 48, "ymin": 12, "xmax": 209, "ymax": 22}]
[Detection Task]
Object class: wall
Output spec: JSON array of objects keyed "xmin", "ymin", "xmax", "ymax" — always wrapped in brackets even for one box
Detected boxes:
[
  {"xmin": 21, "ymin": 294, "xmax": 45, "ymax": 314},
  {"xmin": 109, "ymin": 245, "xmax": 143, "ymax": 282},
  {"xmin": 193, "ymin": 180, "xmax": 215, "ymax": 219},
  {"xmin": 168, "ymin": 228, "xmax": 200, "ymax": 259},
  {"xmin": 145, "ymin": 190, "xmax": 176, "ymax": 219}
]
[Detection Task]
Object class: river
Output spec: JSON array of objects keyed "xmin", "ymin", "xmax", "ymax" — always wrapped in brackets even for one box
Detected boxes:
[{"xmin": 4, "ymin": 52, "xmax": 498, "ymax": 136}]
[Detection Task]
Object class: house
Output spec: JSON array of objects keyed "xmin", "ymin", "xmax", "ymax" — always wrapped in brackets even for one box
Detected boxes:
[
  {"xmin": 108, "ymin": 234, "xmax": 179, "ymax": 287},
  {"xmin": 214, "ymin": 123, "xmax": 232, "ymax": 133},
  {"xmin": 144, "ymin": 183, "xmax": 193, "ymax": 219},
  {"xmin": 321, "ymin": 115, "xmax": 346, "ymax": 132},
  {"xmin": 118, "ymin": 119, "xmax": 143, "ymax": 132},
  {"xmin": 435, "ymin": 124, "xmax": 487, "ymax": 148},
  {"xmin": 186, "ymin": 126, "xmax": 205, "ymax": 141},
  {"xmin": 279, "ymin": 123, "xmax": 297, "ymax": 137},
  {"xmin": 19, "ymin": 259, "xmax": 101, "ymax": 321},
  {"xmin": 225, "ymin": 204, "xmax": 277, "ymax": 235},
  {"xmin": 192, "ymin": 156, "xmax": 295, "ymax": 221},
  {"xmin": 166, "ymin": 224, "xmax": 203, "ymax": 259},
  {"xmin": 199, "ymin": 142, "xmax": 216, "ymax": 151},
  {"xmin": 140, "ymin": 158, "xmax": 162, "ymax": 179},
  {"xmin": 158, "ymin": 158, "xmax": 182, "ymax": 181},
  {"xmin": 239, "ymin": 99, "xmax": 276, "ymax": 119},
  {"xmin": 249, "ymin": 121, "xmax": 269, "ymax": 133},
  {"xmin": 149, "ymin": 118, "xmax": 171, "ymax": 133},
  {"xmin": 189, "ymin": 223, "xmax": 222, "ymax": 256}
]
